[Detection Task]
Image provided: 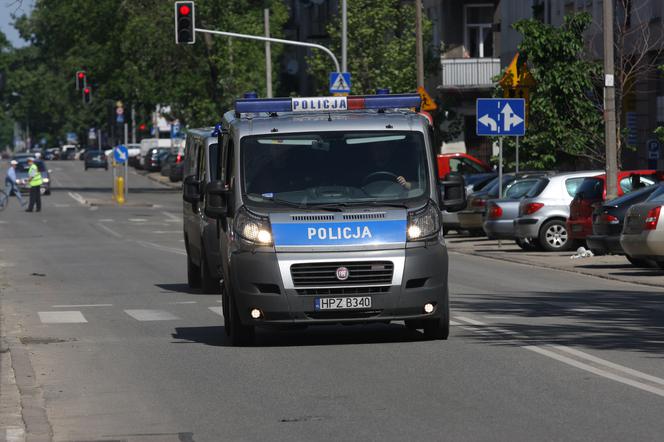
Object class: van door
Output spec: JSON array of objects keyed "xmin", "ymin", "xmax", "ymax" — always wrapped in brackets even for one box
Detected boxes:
[
  {"xmin": 218, "ymin": 132, "xmax": 235, "ymax": 278},
  {"xmin": 184, "ymin": 135, "xmax": 202, "ymax": 263},
  {"xmin": 189, "ymin": 137, "xmax": 207, "ymax": 263}
]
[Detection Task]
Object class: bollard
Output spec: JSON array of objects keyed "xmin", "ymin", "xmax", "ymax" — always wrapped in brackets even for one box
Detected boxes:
[{"xmin": 116, "ymin": 176, "xmax": 125, "ymax": 205}]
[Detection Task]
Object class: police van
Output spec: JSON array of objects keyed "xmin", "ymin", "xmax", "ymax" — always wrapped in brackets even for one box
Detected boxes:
[
  {"xmin": 183, "ymin": 93, "xmax": 465, "ymax": 345},
  {"xmin": 182, "ymin": 129, "xmax": 222, "ymax": 293}
]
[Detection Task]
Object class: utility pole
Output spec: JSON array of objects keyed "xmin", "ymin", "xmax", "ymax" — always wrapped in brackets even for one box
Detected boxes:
[
  {"xmin": 131, "ymin": 104, "xmax": 136, "ymax": 144},
  {"xmin": 342, "ymin": 0, "xmax": 347, "ymax": 73},
  {"xmin": 264, "ymin": 8, "xmax": 273, "ymax": 98},
  {"xmin": 415, "ymin": 0, "xmax": 424, "ymax": 88},
  {"xmin": 603, "ymin": 0, "xmax": 618, "ymax": 200}
]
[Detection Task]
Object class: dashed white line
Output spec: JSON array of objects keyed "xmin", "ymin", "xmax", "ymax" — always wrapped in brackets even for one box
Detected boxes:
[
  {"xmin": 5, "ymin": 427, "xmax": 25, "ymax": 442},
  {"xmin": 161, "ymin": 211, "xmax": 182, "ymax": 222},
  {"xmin": 124, "ymin": 309, "xmax": 179, "ymax": 321},
  {"xmin": 129, "ymin": 218, "xmax": 148, "ymax": 223},
  {"xmin": 38, "ymin": 311, "xmax": 87, "ymax": 324},
  {"xmin": 52, "ymin": 304, "xmax": 113, "ymax": 308},
  {"xmin": 67, "ymin": 192, "xmax": 87, "ymax": 205},
  {"xmin": 208, "ymin": 306, "xmax": 224, "ymax": 316},
  {"xmin": 170, "ymin": 301, "xmax": 198, "ymax": 304},
  {"xmin": 96, "ymin": 222, "xmax": 122, "ymax": 239}
]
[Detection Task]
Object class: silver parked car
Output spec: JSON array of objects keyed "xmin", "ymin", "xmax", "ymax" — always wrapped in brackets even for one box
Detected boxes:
[
  {"xmin": 620, "ymin": 190, "xmax": 664, "ymax": 268},
  {"xmin": 513, "ymin": 171, "xmax": 602, "ymax": 251},
  {"xmin": 483, "ymin": 177, "xmax": 545, "ymax": 248}
]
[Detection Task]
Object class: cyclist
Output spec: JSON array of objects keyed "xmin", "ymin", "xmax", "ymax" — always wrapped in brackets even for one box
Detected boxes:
[{"xmin": 4, "ymin": 160, "xmax": 26, "ymax": 208}]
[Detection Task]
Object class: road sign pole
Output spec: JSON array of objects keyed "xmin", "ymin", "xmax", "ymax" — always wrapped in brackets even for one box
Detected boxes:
[
  {"xmin": 415, "ymin": 0, "xmax": 424, "ymax": 88},
  {"xmin": 97, "ymin": 129, "xmax": 102, "ymax": 152},
  {"xmin": 499, "ymin": 138, "xmax": 503, "ymax": 199},
  {"xmin": 341, "ymin": 0, "xmax": 347, "ymax": 73},
  {"xmin": 603, "ymin": 0, "xmax": 618, "ymax": 200},
  {"xmin": 124, "ymin": 159, "xmax": 128, "ymax": 201},
  {"xmin": 515, "ymin": 136, "xmax": 519, "ymax": 174},
  {"xmin": 264, "ymin": 8, "xmax": 273, "ymax": 98},
  {"xmin": 124, "ymin": 123, "xmax": 128, "ymax": 145}
]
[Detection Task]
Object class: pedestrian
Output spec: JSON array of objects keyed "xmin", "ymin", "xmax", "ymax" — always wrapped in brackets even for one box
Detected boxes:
[
  {"xmin": 4, "ymin": 160, "xmax": 27, "ymax": 208},
  {"xmin": 25, "ymin": 157, "xmax": 42, "ymax": 212}
]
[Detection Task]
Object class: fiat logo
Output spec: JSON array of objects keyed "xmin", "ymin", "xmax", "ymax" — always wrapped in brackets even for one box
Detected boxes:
[{"xmin": 335, "ymin": 267, "xmax": 349, "ymax": 281}]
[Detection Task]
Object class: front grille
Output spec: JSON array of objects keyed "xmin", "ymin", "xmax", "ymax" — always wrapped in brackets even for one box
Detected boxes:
[
  {"xmin": 291, "ymin": 214, "xmax": 334, "ymax": 221},
  {"xmin": 290, "ymin": 261, "xmax": 393, "ymax": 287},
  {"xmin": 296, "ymin": 286, "xmax": 390, "ymax": 296},
  {"xmin": 342, "ymin": 213, "xmax": 385, "ymax": 220}
]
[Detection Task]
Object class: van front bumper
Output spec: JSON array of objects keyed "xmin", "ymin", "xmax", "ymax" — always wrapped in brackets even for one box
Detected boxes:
[{"xmin": 228, "ymin": 244, "xmax": 449, "ymax": 326}]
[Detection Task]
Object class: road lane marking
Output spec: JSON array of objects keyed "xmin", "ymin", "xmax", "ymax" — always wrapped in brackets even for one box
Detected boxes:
[
  {"xmin": 38, "ymin": 311, "xmax": 87, "ymax": 324},
  {"xmin": 67, "ymin": 192, "xmax": 87, "ymax": 205},
  {"xmin": 449, "ymin": 320, "xmax": 462, "ymax": 326},
  {"xmin": 208, "ymin": 306, "xmax": 224, "ymax": 316},
  {"xmin": 52, "ymin": 304, "xmax": 113, "ymax": 308},
  {"xmin": 129, "ymin": 218, "xmax": 148, "ymax": 222},
  {"xmin": 162, "ymin": 211, "xmax": 182, "ymax": 222},
  {"xmin": 552, "ymin": 345, "xmax": 664, "ymax": 387},
  {"xmin": 525, "ymin": 345, "xmax": 664, "ymax": 398},
  {"xmin": 5, "ymin": 427, "xmax": 25, "ymax": 442},
  {"xmin": 170, "ymin": 301, "xmax": 198, "ymax": 304},
  {"xmin": 96, "ymin": 222, "xmax": 122, "ymax": 239},
  {"xmin": 151, "ymin": 230, "xmax": 181, "ymax": 234},
  {"xmin": 124, "ymin": 309, "xmax": 179, "ymax": 321},
  {"xmin": 53, "ymin": 203, "xmax": 72, "ymax": 208},
  {"xmin": 453, "ymin": 315, "xmax": 664, "ymax": 398},
  {"xmin": 98, "ymin": 218, "xmax": 114, "ymax": 222},
  {"xmin": 136, "ymin": 240, "xmax": 186, "ymax": 256}
]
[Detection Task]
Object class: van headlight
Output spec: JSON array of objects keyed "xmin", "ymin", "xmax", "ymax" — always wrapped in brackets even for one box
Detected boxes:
[
  {"xmin": 234, "ymin": 206, "xmax": 273, "ymax": 245},
  {"xmin": 407, "ymin": 202, "xmax": 441, "ymax": 241},
  {"xmin": 42, "ymin": 178, "xmax": 50, "ymax": 183}
]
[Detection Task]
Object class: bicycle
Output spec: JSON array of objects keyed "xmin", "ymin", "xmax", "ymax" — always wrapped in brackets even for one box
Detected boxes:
[{"xmin": 0, "ymin": 189, "xmax": 8, "ymax": 211}]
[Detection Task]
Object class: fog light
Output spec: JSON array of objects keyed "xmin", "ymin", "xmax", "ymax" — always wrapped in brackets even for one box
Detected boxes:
[
  {"xmin": 423, "ymin": 303, "xmax": 434, "ymax": 314},
  {"xmin": 250, "ymin": 308, "xmax": 262, "ymax": 319}
]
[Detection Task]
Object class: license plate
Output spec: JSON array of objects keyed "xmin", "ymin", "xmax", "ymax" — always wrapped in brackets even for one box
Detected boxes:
[{"xmin": 314, "ymin": 296, "xmax": 372, "ymax": 311}]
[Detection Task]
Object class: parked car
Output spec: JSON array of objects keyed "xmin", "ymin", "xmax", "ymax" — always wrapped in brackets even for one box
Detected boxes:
[
  {"xmin": 458, "ymin": 172, "xmax": 550, "ymax": 235},
  {"xmin": 620, "ymin": 188, "xmax": 664, "ymax": 268},
  {"xmin": 567, "ymin": 170, "xmax": 663, "ymax": 243},
  {"xmin": 144, "ymin": 148, "xmax": 171, "ymax": 172},
  {"xmin": 513, "ymin": 171, "xmax": 602, "ymax": 251},
  {"xmin": 482, "ymin": 177, "xmax": 546, "ymax": 247},
  {"xmin": 587, "ymin": 184, "xmax": 662, "ymax": 260},
  {"xmin": 160, "ymin": 151, "xmax": 185, "ymax": 182},
  {"xmin": 44, "ymin": 148, "xmax": 61, "ymax": 160},
  {"xmin": 84, "ymin": 151, "xmax": 108, "ymax": 170},
  {"xmin": 14, "ymin": 159, "xmax": 51, "ymax": 195}
]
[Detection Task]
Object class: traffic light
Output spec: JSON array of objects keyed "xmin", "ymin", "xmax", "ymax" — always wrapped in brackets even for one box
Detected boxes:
[
  {"xmin": 175, "ymin": 1, "xmax": 195, "ymax": 44},
  {"xmin": 76, "ymin": 71, "xmax": 86, "ymax": 90},
  {"xmin": 83, "ymin": 86, "xmax": 92, "ymax": 104}
]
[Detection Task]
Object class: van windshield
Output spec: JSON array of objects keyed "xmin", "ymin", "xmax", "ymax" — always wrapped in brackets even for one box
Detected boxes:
[{"xmin": 241, "ymin": 131, "xmax": 429, "ymax": 206}]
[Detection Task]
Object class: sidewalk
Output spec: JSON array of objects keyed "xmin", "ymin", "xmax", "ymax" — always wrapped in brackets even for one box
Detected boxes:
[{"xmin": 446, "ymin": 235, "xmax": 664, "ymax": 288}]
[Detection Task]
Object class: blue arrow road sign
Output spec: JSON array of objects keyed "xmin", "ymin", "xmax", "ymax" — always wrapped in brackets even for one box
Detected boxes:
[
  {"xmin": 114, "ymin": 144, "xmax": 129, "ymax": 164},
  {"xmin": 476, "ymin": 98, "xmax": 526, "ymax": 136},
  {"xmin": 329, "ymin": 72, "xmax": 351, "ymax": 94}
]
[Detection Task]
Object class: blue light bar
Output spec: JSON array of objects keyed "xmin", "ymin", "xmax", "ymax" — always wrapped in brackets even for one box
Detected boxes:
[{"xmin": 234, "ymin": 93, "xmax": 421, "ymax": 114}]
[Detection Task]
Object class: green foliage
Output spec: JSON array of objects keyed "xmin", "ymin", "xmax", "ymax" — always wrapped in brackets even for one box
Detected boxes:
[
  {"xmin": 498, "ymin": 13, "xmax": 604, "ymax": 170},
  {"xmin": 2, "ymin": 0, "xmax": 289, "ymax": 146},
  {"xmin": 307, "ymin": 0, "xmax": 435, "ymax": 94}
]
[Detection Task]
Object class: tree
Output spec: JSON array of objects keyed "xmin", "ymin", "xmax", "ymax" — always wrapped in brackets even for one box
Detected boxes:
[
  {"xmin": 2, "ymin": 0, "xmax": 289, "ymax": 147},
  {"xmin": 498, "ymin": 13, "xmax": 604, "ymax": 170},
  {"xmin": 306, "ymin": 0, "xmax": 435, "ymax": 94}
]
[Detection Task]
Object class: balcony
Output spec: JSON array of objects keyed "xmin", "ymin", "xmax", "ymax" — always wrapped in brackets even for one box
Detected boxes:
[{"xmin": 440, "ymin": 58, "xmax": 501, "ymax": 89}]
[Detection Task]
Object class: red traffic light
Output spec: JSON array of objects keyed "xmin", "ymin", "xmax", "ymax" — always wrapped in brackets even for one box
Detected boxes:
[
  {"xmin": 84, "ymin": 87, "xmax": 90, "ymax": 93},
  {"xmin": 139, "ymin": 123, "xmax": 147, "ymax": 131},
  {"xmin": 179, "ymin": 4, "xmax": 190, "ymax": 15},
  {"xmin": 78, "ymin": 72, "xmax": 85, "ymax": 79}
]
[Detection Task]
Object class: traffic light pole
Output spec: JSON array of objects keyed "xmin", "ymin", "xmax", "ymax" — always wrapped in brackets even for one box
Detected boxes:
[{"xmin": 195, "ymin": 28, "xmax": 341, "ymax": 73}]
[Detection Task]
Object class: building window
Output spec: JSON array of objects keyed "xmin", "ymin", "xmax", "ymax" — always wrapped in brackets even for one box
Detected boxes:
[{"xmin": 464, "ymin": 4, "xmax": 494, "ymax": 58}]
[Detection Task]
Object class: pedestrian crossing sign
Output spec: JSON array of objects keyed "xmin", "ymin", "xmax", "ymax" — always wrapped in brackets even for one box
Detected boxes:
[
  {"xmin": 417, "ymin": 86, "xmax": 437, "ymax": 111},
  {"xmin": 329, "ymin": 72, "xmax": 351, "ymax": 94}
]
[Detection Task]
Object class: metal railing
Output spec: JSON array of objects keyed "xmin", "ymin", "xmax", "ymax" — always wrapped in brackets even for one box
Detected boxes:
[{"xmin": 440, "ymin": 58, "xmax": 501, "ymax": 88}]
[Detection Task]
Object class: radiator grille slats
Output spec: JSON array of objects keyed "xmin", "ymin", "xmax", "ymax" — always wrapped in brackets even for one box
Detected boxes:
[{"xmin": 291, "ymin": 261, "xmax": 393, "ymax": 287}]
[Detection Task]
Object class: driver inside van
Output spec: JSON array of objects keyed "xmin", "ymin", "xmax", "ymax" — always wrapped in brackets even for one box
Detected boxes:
[{"xmin": 366, "ymin": 143, "xmax": 413, "ymax": 190}]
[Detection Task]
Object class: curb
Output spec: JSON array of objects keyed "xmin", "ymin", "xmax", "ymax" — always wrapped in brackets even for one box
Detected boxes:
[
  {"xmin": 142, "ymin": 171, "xmax": 182, "ymax": 190},
  {"xmin": 450, "ymin": 247, "xmax": 664, "ymax": 289}
]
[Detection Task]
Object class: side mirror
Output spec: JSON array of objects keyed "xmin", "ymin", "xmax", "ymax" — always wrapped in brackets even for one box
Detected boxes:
[
  {"xmin": 439, "ymin": 172, "xmax": 467, "ymax": 212},
  {"xmin": 205, "ymin": 180, "xmax": 229, "ymax": 219},
  {"xmin": 183, "ymin": 175, "xmax": 200, "ymax": 204}
]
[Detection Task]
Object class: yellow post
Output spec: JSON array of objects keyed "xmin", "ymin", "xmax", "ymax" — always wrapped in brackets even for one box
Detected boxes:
[{"xmin": 116, "ymin": 176, "xmax": 125, "ymax": 205}]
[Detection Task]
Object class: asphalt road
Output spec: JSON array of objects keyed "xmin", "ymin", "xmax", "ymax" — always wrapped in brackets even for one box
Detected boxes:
[{"xmin": 2, "ymin": 161, "xmax": 664, "ymax": 442}]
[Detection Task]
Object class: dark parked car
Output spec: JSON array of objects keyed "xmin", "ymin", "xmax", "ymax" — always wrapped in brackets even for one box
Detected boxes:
[
  {"xmin": 144, "ymin": 148, "xmax": 171, "ymax": 172},
  {"xmin": 84, "ymin": 151, "xmax": 108, "ymax": 170},
  {"xmin": 587, "ymin": 184, "xmax": 663, "ymax": 260},
  {"xmin": 161, "ymin": 152, "xmax": 184, "ymax": 182}
]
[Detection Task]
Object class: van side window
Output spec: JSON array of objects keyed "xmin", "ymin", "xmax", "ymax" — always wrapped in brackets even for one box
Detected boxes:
[
  {"xmin": 196, "ymin": 138, "xmax": 206, "ymax": 182},
  {"xmin": 225, "ymin": 138, "xmax": 235, "ymax": 188},
  {"xmin": 185, "ymin": 135, "xmax": 196, "ymax": 176},
  {"xmin": 209, "ymin": 143, "xmax": 220, "ymax": 181}
]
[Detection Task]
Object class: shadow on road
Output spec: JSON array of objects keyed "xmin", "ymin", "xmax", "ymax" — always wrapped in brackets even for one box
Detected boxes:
[
  {"xmin": 453, "ymin": 289, "xmax": 664, "ymax": 355},
  {"xmin": 172, "ymin": 323, "xmax": 428, "ymax": 347}
]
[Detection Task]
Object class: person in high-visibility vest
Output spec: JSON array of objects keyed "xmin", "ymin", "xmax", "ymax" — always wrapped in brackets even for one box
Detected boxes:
[{"xmin": 25, "ymin": 157, "xmax": 43, "ymax": 212}]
